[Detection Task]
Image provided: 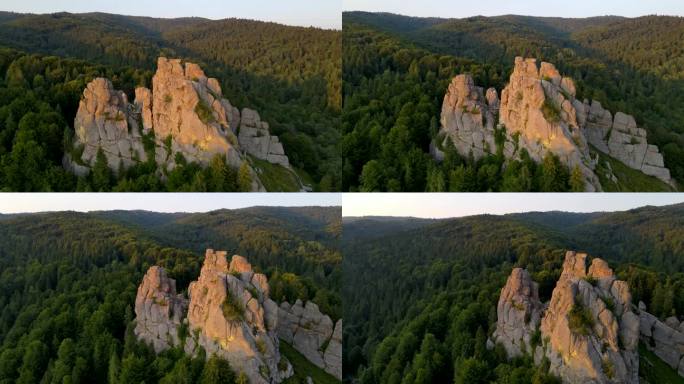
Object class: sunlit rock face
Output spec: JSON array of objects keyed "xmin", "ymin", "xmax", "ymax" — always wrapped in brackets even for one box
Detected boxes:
[
  {"xmin": 70, "ymin": 57, "xmax": 303, "ymax": 191},
  {"xmin": 437, "ymin": 56, "xmax": 674, "ymax": 190}
]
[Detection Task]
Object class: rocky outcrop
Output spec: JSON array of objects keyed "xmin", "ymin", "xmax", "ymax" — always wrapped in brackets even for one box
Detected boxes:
[
  {"xmin": 493, "ymin": 268, "xmax": 543, "ymax": 357},
  {"xmin": 537, "ymin": 251, "xmax": 639, "ymax": 384},
  {"xmin": 134, "ymin": 266, "xmax": 189, "ymax": 353},
  {"xmin": 579, "ymin": 102, "xmax": 672, "ymax": 185},
  {"xmin": 68, "ymin": 57, "xmax": 297, "ymax": 191},
  {"xmin": 134, "ymin": 251, "xmax": 294, "ymax": 383},
  {"xmin": 238, "ymin": 108, "xmax": 291, "ymax": 168},
  {"xmin": 438, "ymin": 75, "xmax": 501, "ymax": 160},
  {"xmin": 185, "ymin": 250, "xmax": 287, "ymax": 384},
  {"xmin": 638, "ymin": 302, "xmax": 684, "ymax": 376},
  {"xmin": 495, "ymin": 251, "xmax": 640, "ymax": 383},
  {"xmin": 437, "ymin": 57, "xmax": 674, "ymax": 190},
  {"xmin": 72, "ymin": 78, "xmax": 147, "ymax": 172},
  {"xmin": 278, "ymin": 300, "xmax": 342, "ymax": 379}
]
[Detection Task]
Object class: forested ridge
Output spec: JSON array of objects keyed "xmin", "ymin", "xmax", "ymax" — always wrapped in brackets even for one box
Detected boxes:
[
  {"xmin": 342, "ymin": 12, "xmax": 684, "ymax": 191},
  {"xmin": 0, "ymin": 12, "xmax": 341, "ymax": 191},
  {"xmin": 343, "ymin": 203, "xmax": 684, "ymax": 383},
  {"xmin": 0, "ymin": 206, "xmax": 341, "ymax": 383}
]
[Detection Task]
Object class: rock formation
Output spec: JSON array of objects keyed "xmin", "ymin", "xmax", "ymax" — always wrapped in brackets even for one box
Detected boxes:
[
  {"xmin": 134, "ymin": 250, "xmax": 341, "ymax": 383},
  {"xmin": 495, "ymin": 251, "xmax": 640, "ymax": 383},
  {"xmin": 134, "ymin": 266, "xmax": 189, "ymax": 353},
  {"xmin": 71, "ymin": 78, "xmax": 147, "ymax": 173},
  {"xmin": 184, "ymin": 250, "xmax": 286, "ymax": 384},
  {"xmin": 238, "ymin": 108, "xmax": 291, "ymax": 168},
  {"xmin": 69, "ymin": 57, "xmax": 295, "ymax": 190},
  {"xmin": 492, "ymin": 268, "xmax": 543, "ymax": 357},
  {"xmin": 537, "ymin": 251, "xmax": 639, "ymax": 383},
  {"xmin": 639, "ymin": 302, "xmax": 684, "ymax": 376},
  {"xmin": 278, "ymin": 300, "xmax": 342, "ymax": 379},
  {"xmin": 436, "ymin": 57, "xmax": 674, "ymax": 190}
]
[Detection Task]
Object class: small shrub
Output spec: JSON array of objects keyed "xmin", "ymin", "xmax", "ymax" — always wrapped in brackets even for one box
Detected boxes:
[
  {"xmin": 221, "ymin": 292, "xmax": 244, "ymax": 321},
  {"xmin": 602, "ymin": 358, "xmax": 615, "ymax": 379},
  {"xmin": 195, "ymin": 99, "xmax": 216, "ymax": 124},
  {"xmin": 256, "ymin": 339, "xmax": 267, "ymax": 354},
  {"xmin": 164, "ymin": 94, "xmax": 172, "ymax": 103},
  {"xmin": 530, "ymin": 329, "xmax": 541, "ymax": 348},
  {"xmin": 568, "ymin": 301, "xmax": 595, "ymax": 336},
  {"xmin": 277, "ymin": 357, "xmax": 289, "ymax": 371},
  {"xmin": 511, "ymin": 300, "xmax": 525, "ymax": 311},
  {"xmin": 583, "ymin": 276, "xmax": 598, "ymax": 286},
  {"xmin": 603, "ymin": 297, "xmax": 616, "ymax": 313},
  {"xmin": 541, "ymin": 98, "xmax": 561, "ymax": 123},
  {"xmin": 630, "ymin": 137, "xmax": 639, "ymax": 145}
]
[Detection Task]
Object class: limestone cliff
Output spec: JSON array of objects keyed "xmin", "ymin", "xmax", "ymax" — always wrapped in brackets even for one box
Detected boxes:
[
  {"xmin": 68, "ymin": 57, "xmax": 295, "ymax": 191},
  {"xmin": 278, "ymin": 299, "xmax": 342, "ymax": 379},
  {"xmin": 436, "ymin": 57, "xmax": 674, "ymax": 190},
  {"xmin": 134, "ymin": 250, "xmax": 341, "ymax": 383},
  {"xmin": 494, "ymin": 251, "xmax": 640, "ymax": 383}
]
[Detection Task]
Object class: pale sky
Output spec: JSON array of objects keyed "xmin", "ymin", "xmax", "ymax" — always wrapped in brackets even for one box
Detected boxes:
[
  {"xmin": 0, "ymin": 193, "xmax": 341, "ymax": 214},
  {"xmin": 343, "ymin": 193, "xmax": 684, "ymax": 218},
  {"xmin": 1, "ymin": 0, "xmax": 342, "ymax": 29},
  {"xmin": 343, "ymin": 0, "xmax": 684, "ymax": 18}
]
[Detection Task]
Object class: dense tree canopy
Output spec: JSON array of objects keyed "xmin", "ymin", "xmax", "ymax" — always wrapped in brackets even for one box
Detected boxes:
[
  {"xmin": 342, "ymin": 12, "xmax": 684, "ymax": 191},
  {"xmin": 0, "ymin": 12, "xmax": 341, "ymax": 190},
  {"xmin": 0, "ymin": 206, "xmax": 341, "ymax": 382},
  {"xmin": 343, "ymin": 203, "xmax": 684, "ymax": 382}
]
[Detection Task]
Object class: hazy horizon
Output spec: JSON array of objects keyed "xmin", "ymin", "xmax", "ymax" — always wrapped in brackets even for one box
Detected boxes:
[
  {"xmin": 343, "ymin": 193, "xmax": 684, "ymax": 219},
  {"xmin": 0, "ymin": 193, "xmax": 341, "ymax": 214},
  {"xmin": 343, "ymin": 0, "xmax": 684, "ymax": 19},
  {"xmin": 1, "ymin": 0, "xmax": 342, "ymax": 29}
]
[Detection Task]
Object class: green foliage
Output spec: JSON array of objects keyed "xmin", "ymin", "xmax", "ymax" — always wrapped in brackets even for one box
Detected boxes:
[
  {"xmin": 0, "ymin": 13, "xmax": 341, "ymax": 190},
  {"xmin": 541, "ymin": 98, "xmax": 561, "ymax": 123},
  {"xmin": 0, "ymin": 207, "xmax": 340, "ymax": 383},
  {"xmin": 343, "ymin": 11, "xmax": 684, "ymax": 189},
  {"xmin": 200, "ymin": 355, "xmax": 236, "ymax": 384},
  {"xmin": 568, "ymin": 301, "xmax": 595, "ymax": 335},
  {"xmin": 194, "ymin": 99, "xmax": 215, "ymax": 124},
  {"xmin": 280, "ymin": 340, "xmax": 340, "ymax": 384},
  {"xmin": 221, "ymin": 291, "xmax": 245, "ymax": 322},
  {"xmin": 639, "ymin": 342, "xmax": 684, "ymax": 384}
]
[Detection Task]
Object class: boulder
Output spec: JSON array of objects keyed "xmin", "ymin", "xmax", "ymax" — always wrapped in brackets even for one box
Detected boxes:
[
  {"xmin": 134, "ymin": 266, "xmax": 188, "ymax": 353},
  {"xmin": 277, "ymin": 299, "xmax": 341, "ymax": 379},
  {"xmin": 640, "ymin": 310, "xmax": 684, "ymax": 373},
  {"xmin": 493, "ymin": 268, "xmax": 543, "ymax": 357},
  {"xmin": 237, "ymin": 108, "xmax": 291, "ymax": 168},
  {"xmin": 437, "ymin": 74, "xmax": 499, "ymax": 161},
  {"xmin": 73, "ymin": 78, "xmax": 147, "ymax": 171}
]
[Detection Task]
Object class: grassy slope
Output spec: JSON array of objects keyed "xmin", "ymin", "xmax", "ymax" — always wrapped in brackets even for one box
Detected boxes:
[
  {"xmin": 639, "ymin": 343, "xmax": 684, "ymax": 384},
  {"xmin": 280, "ymin": 340, "xmax": 340, "ymax": 384},
  {"xmin": 591, "ymin": 146, "xmax": 676, "ymax": 192},
  {"xmin": 249, "ymin": 156, "xmax": 303, "ymax": 192}
]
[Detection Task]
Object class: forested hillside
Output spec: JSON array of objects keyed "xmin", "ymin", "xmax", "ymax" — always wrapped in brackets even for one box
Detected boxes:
[
  {"xmin": 0, "ymin": 206, "xmax": 341, "ymax": 383},
  {"xmin": 342, "ymin": 12, "xmax": 684, "ymax": 191},
  {"xmin": 343, "ymin": 203, "xmax": 684, "ymax": 383},
  {"xmin": 0, "ymin": 12, "xmax": 341, "ymax": 191}
]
